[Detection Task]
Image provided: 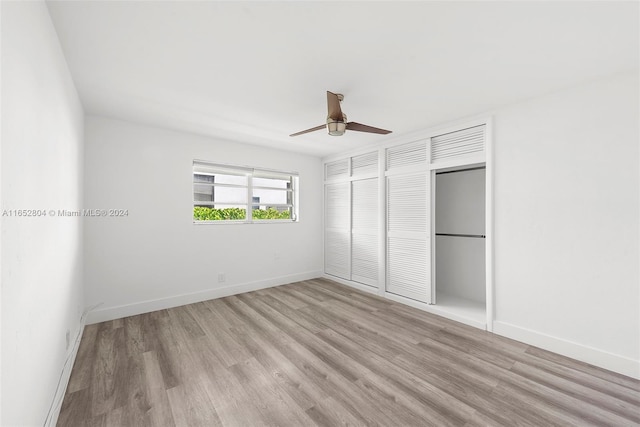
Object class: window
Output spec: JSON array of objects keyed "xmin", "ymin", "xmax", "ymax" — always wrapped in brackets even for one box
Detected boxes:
[{"xmin": 193, "ymin": 161, "xmax": 299, "ymax": 223}]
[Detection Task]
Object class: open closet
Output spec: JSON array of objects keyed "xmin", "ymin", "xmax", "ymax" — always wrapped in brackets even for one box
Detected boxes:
[{"xmin": 432, "ymin": 165, "xmax": 486, "ymax": 326}]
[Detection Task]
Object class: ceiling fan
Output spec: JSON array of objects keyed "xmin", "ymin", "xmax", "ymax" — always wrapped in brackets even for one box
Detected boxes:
[{"xmin": 290, "ymin": 91, "xmax": 392, "ymax": 137}]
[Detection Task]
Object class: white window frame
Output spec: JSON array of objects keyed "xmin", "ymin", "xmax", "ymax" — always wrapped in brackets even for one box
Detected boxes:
[{"xmin": 193, "ymin": 160, "xmax": 299, "ymax": 224}]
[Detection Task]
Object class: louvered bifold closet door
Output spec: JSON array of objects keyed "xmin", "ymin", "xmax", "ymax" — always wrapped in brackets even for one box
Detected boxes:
[
  {"xmin": 325, "ymin": 159, "xmax": 350, "ymax": 180},
  {"xmin": 325, "ymin": 182, "xmax": 350, "ymax": 279},
  {"xmin": 351, "ymin": 178, "xmax": 378, "ymax": 287},
  {"xmin": 431, "ymin": 125, "xmax": 485, "ymax": 164},
  {"xmin": 386, "ymin": 140, "xmax": 431, "ymax": 303},
  {"xmin": 351, "ymin": 151, "xmax": 378, "ymax": 177}
]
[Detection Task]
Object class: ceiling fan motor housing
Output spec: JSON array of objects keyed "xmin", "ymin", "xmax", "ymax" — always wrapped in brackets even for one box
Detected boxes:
[
  {"xmin": 327, "ymin": 114, "xmax": 347, "ymax": 136},
  {"xmin": 326, "ymin": 120, "xmax": 346, "ymax": 136}
]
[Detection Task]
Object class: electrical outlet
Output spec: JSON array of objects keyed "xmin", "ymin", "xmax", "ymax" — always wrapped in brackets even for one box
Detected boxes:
[
  {"xmin": 218, "ymin": 273, "xmax": 226, "ymax": 283},
  {"xmin": 65, "ymin": 329, "xmax": 71, "ymax": 350}
]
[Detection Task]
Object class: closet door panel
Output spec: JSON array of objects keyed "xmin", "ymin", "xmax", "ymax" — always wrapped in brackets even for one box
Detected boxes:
[
  {"xmin": 325, "ymin": 230, "xmax": 350, "ymax": 278},
  {"xmin": 325, "ymin": 182, "xmax": 350, "ymax": 279},
  {"xmin": 351, "ymin": 178, "xmax": 378, "ymax": 287},
  {"xmin": 352, "ymin": 233, "xmax": 378, "ymax": 286},
  {"xmin": 386, "ymin": 172, "xmax": 431, "ymax": 303},
  {"xmin": 387, "ymin": 174, "xmax": 429, "ymax": 234},
  {"xmin": 387, "ymin": 236, "xmax": 429, "ymax": 302}
]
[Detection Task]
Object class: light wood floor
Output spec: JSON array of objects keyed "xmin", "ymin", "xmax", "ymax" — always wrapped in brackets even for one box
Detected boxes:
[{"xmin": 58, "ymin": 278, "xmax": 640, "ymax": 426}]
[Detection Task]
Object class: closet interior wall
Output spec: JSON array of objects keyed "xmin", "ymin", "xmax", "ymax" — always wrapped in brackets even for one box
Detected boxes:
[{"xmin": 435, "ymin": 167, "xmax": 486, "ymax": 304}]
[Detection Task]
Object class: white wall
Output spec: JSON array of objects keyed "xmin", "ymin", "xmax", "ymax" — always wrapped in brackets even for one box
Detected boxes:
[
  {"xmin": 84, "ymin": 117, "xmax": 323, "ymax": 322},
  {"xmin": 493, "ymin": 71, "xmax": 639, "ymax": 378},
  {"xmin": 1, "ymin": 2, "xmax": 85, "ymax": 425}
]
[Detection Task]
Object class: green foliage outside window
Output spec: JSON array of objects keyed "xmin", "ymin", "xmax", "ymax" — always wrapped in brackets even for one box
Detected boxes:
[
  {"xmin": 252, "ymin": 208, "xmax": 291, "ymax": 220},
  {"xmin": 193, "ymin": 206, "xmax": 290, "ymax": 221}
]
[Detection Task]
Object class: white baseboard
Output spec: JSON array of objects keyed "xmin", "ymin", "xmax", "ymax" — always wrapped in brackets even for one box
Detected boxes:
[
  {"xmin": 86, "ymin": 270, "xmax": 323, "ymax": 324},
  {"xmin": 493, "ymin": 321, "xmax": 640, "ymax": 380},
  {"xmin": 45, "ymin": 319, "xmax": 86, "ymax": 427}
]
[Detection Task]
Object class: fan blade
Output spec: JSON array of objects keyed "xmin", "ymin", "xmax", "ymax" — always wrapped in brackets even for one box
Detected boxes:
[
  {"xmin": 289, "ymin": 124, "xmax": 326, "ymax": 137},
  {"xmin": 346, "ymin": 122, "xmax": 392, "ymax": 135},
  {"xmin": 327, "ymin": 91, "xmax": 343, "ymax": 120}
]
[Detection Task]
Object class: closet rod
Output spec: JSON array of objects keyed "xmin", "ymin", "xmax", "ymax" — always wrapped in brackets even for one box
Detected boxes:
[
  {"xmin": 436, "ymin": 166, "xmax": 486, "ymax": 175},
  {"xmin": 436, "ymin": 233, "xmax": 485, "ymax": 238}
]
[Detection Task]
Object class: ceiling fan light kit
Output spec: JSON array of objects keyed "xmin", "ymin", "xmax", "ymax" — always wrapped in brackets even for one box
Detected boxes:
[
  {"xmin": 290, "ymin": 91, "xmax": 392, "ymax": 137},
  {"xmin": 327, "ymin": 119, "xmax": 347, "ymax": 136}
]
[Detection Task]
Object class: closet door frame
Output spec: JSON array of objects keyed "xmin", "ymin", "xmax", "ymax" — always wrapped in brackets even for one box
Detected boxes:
[{"xmin": 428, "ymin": 118, "xmax": 494, "ymax": 332}]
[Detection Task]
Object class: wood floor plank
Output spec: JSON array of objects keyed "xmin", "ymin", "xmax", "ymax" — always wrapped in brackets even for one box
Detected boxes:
[
  {"xmin": 225, "ymin": 294, "xmax": 403, "ymax": 425},
  {"xmin": 221, "ymin": 298, "xmax": 382, "ymax": 425},
  {"xmin": 304, "ymin": 396, "xmax": 364, "ymax": 427},
  {"xmin": 312, "ymin": 278, "xmax": 394, "ymax": 311},
  {"xmin": 166, "ymin": 380, "xmax": 223, "ymax": 427},
  {"xmin": 424, "ymin": 327, "xmax": 521, "ymax": 370},
  {"xmin": 525, "ymin": 345, "xmax": 640, "ymax": 392},
  {"xmin": 57, "ymin": 387, "xmax": 92, "ymax": 426},
  {"xmin": 301, "ymin": 280, "xmax": 382, "ymax": 313},
  {"xmin": 141, "ymin": 351, "xmax": 176, "ymax": 427},
  {"xmin": 285, "ymin": 285, "xmax": 332, "ymax": 306},
  {"xmin": 185, "ymin": 302, "xmax": 252, "ymax": 367},
  {"xmin": 261, "ymin": 286, "xmax": 309, "ymax": 310},
  {"xmin": 66, "ymin": 323, "xmax": 100, "ymax": 393},
  {"xmin": 228, "ymin": 357, "xmax": 316, "ymax": 426},
  {"xmin": 166, "ymin": 305, "xmax": 206, "ymax": 340},
  {"xmin": 58, "ymin": 279, "xmax": 640, "ymax": 426},
  {"xmin": 295, "ymin": 303, "xmax": 480, "ymax": 425},
  {"xmin": 258, "ymin": 293, "xmax": 327, "ymax": 333},
  {"xmin": 188, "ymin": 335, "xmax": 268, "ymax": 427},
  {"xmin": 513, "ymin": 348, "xmax": 640, "ymax": 406},
  {"xmin": 229, "ymin": 324, "xmax": 330, "ymax": 412},
  {"xmin": 90, "ymin": 324, "xmax": 128, "ymax": 417},
  {"xmin": 320, "ymin": 298, "xmax": 441, "ymax": 345},
  {"xmin": 510, "ymin": 360, "xmax": 640, "ymax": 423},
  {"xmin": 416, "ymin": 330, "xmax": 636, "ymax": 426},
  {"xmin": 317, "ymin": 328, "xmax": 475, "ymax": 426},
  {"xmin": 123, "ymin": 315, "xmax": 146, "ymax": 355},
  {"xmin": 415, "ymin": 333, "xmax": 634, "ymax": 426},
  {"xmin": 235, "ymin": 293, "xmax": 370, "ymax": 382}
]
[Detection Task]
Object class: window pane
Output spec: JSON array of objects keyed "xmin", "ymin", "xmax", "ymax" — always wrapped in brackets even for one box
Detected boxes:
[
  {"xmin": 194, "ymin": 172, "xmax": 247, "ymax": 186},
  {"xmin": 214, "ymin": 173, "xmax": 248, "ymax": 186},
  {"xmin": 194, "ymin": 183, "xmax": 214, "ymax": 202},
  {"xmin": 253, "ymin": 176, "xmax": 290, "ymax": 189},
  {"xmin": 214, "ymin": 186, "xmax": 247, "ymax": 204},
  {"xmin": 193, "ymin": 174, "xmax": 215, "ymax": 184},
  {"xmin": 193, "ymin": 184, "xmax": 248, "ymax": 204},
  {"xmin": 252, "ymin": 188, "xmax": 290, "ymax": 208}
]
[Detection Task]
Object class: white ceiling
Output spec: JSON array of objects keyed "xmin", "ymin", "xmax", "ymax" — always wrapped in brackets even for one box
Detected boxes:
[{"xmin": 47, "ymin": 1, "xmax": 639, "ymax": 158}]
